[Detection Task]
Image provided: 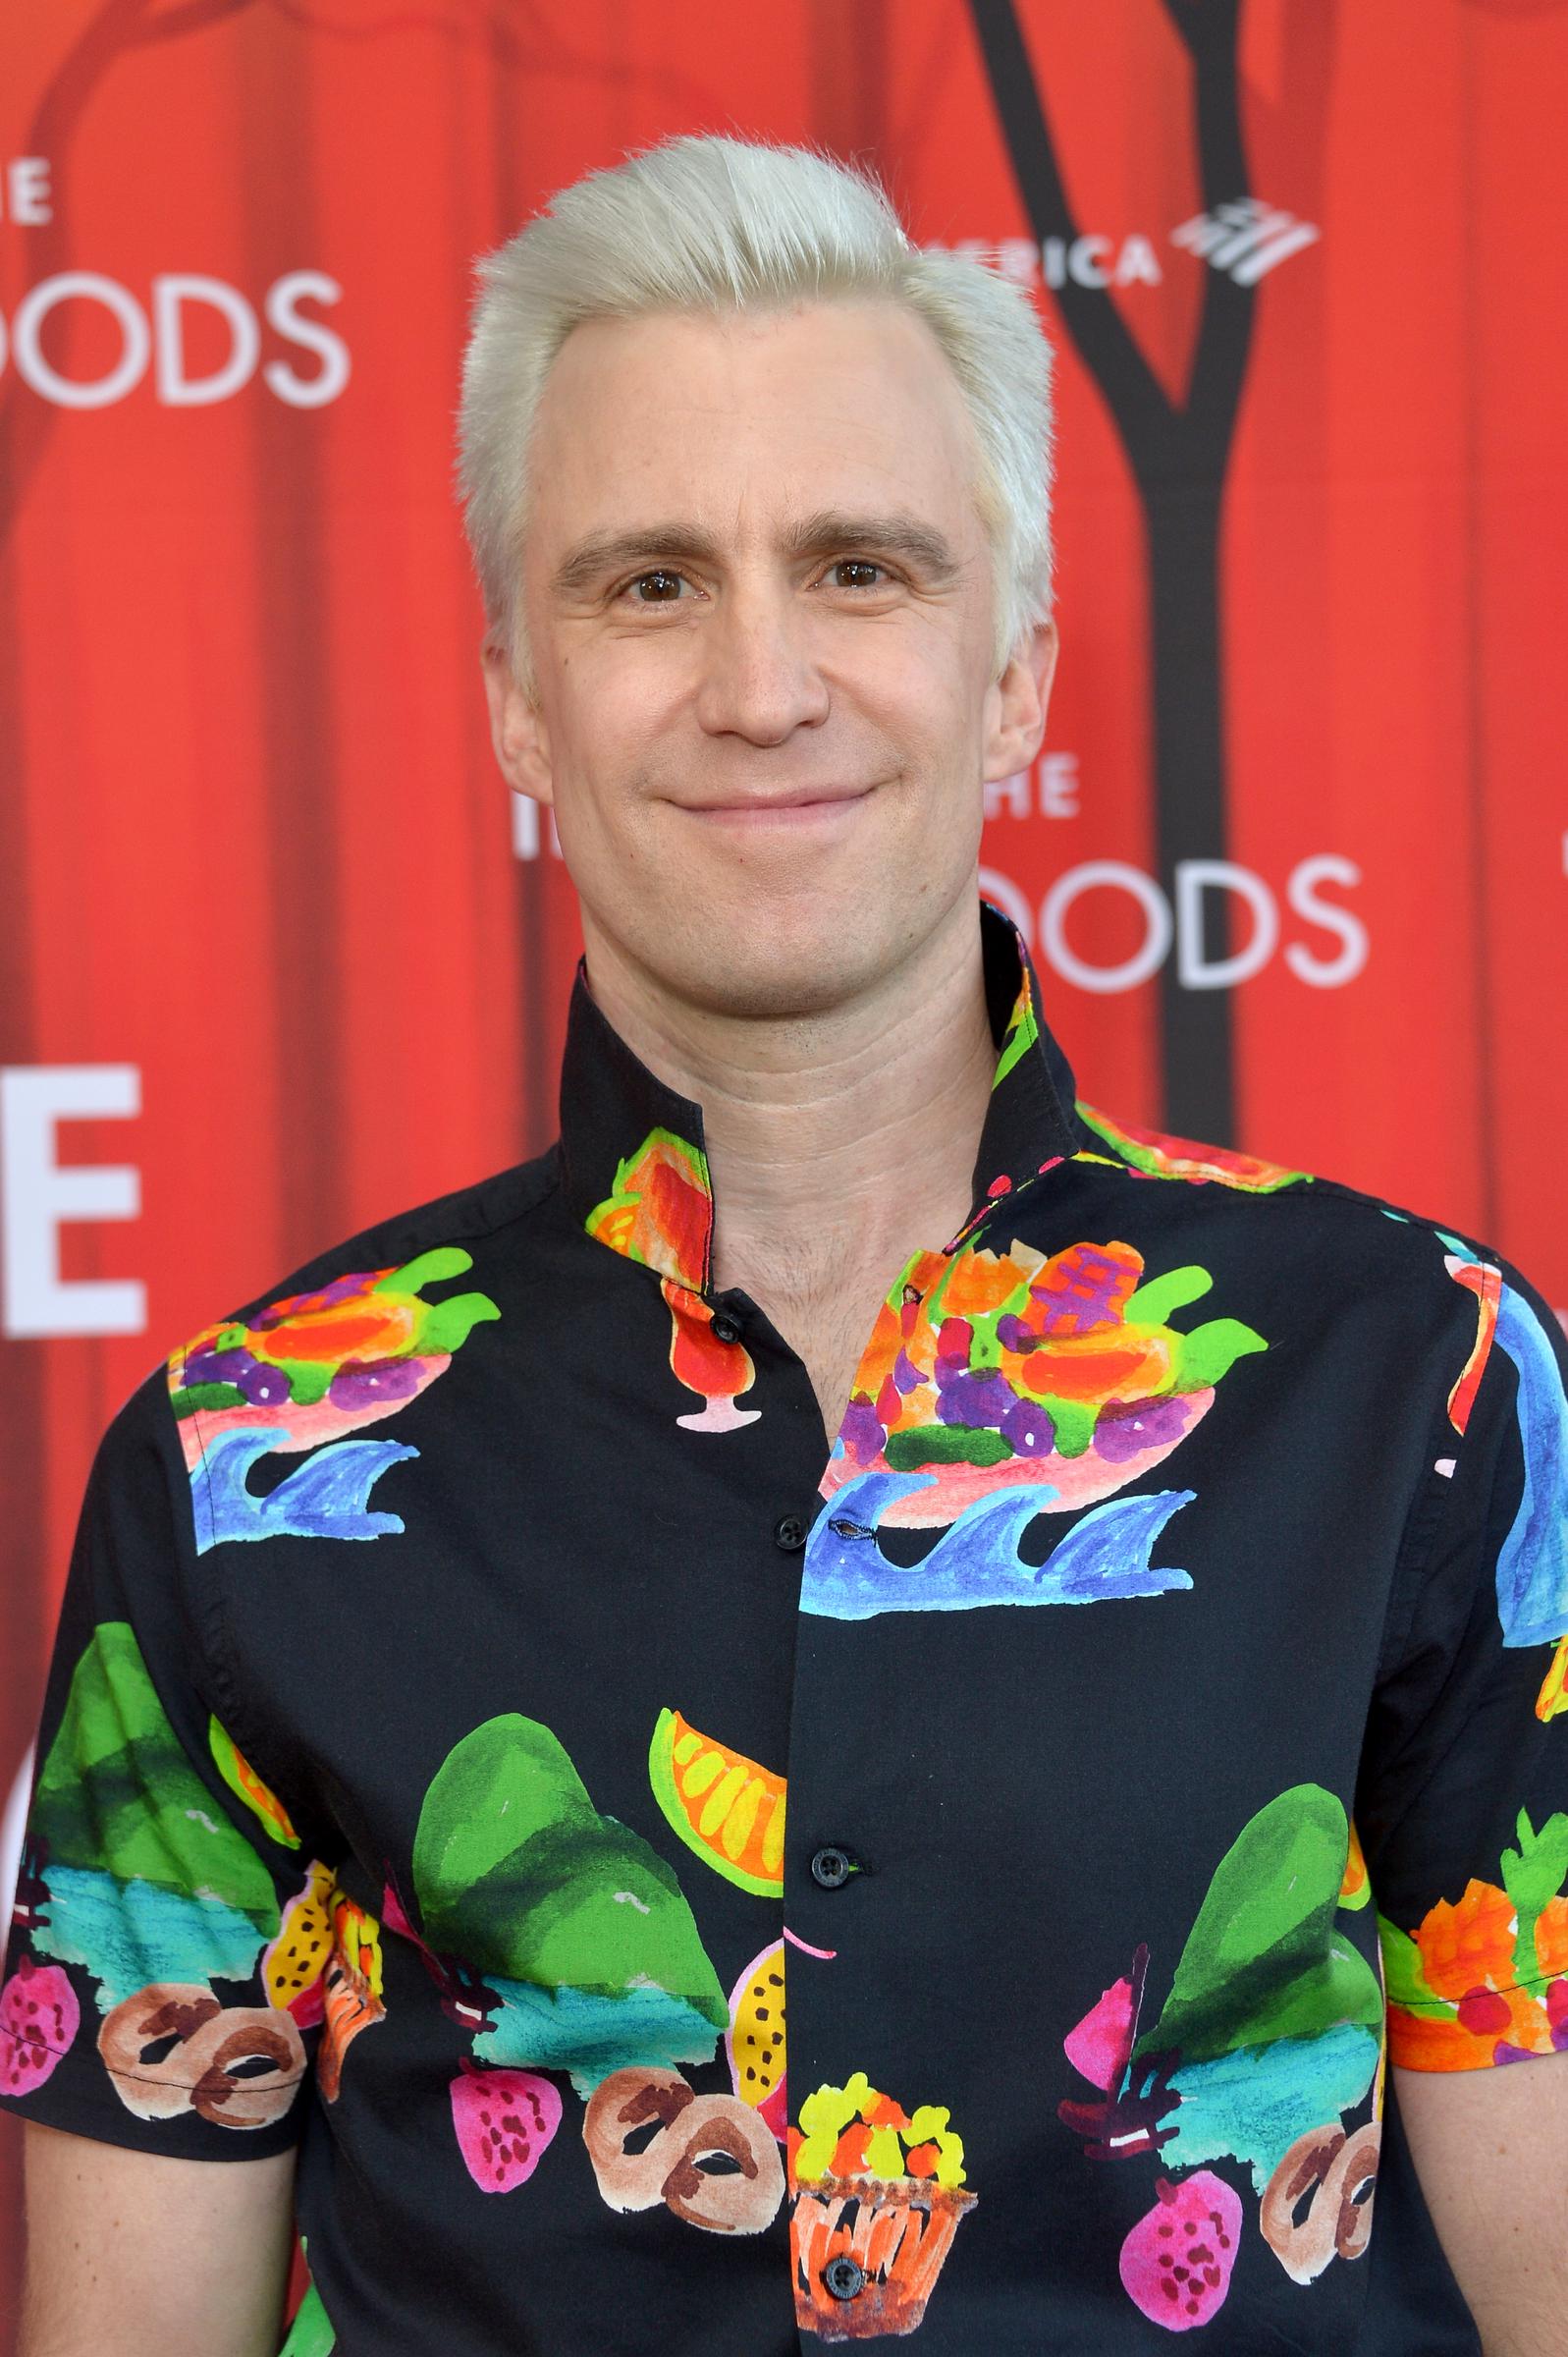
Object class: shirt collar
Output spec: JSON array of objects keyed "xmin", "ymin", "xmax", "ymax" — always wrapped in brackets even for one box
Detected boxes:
[{"xmin": 560, "ymin": 898, "xmax": 1081, "ymax": 1291}]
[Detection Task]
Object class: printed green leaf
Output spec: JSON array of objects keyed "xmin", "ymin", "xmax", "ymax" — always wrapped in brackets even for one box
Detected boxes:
[
  {"xmin": 31, "ymin": 1621, "xmax": 277, "ymax": 1931},
  {"xmin": 1377, "ymin": 1914, "xmax": 1437, "ymax": 2011},
  {"xmin": 412, "ymin": 1714, "xmax": 595, "ymax": 1910},
  {"xmin": 278, "ymin": 2283, "xmax": 335, "ymax": 2357},
  {"xmin": 412, "ymin": 1714, "xmax": 726, "ymax": 2030},
  {"xmin": 1138, "ymin": 1784, "xmax": 1382, "ymax": 2064},
  {"xmin": 419, "ymin": 1292, "xmax": 503, "ymax": 1355},
  {"xmin": 279, "ymin": 2242, "xmax": 336, "ymax": 2357},
  {"xmin": 1123, "ymin": 1267, "xmax": 1214, "ymax": 1328},
  {"xmin": 382, "ymin": 1246, "xmax": 475, "ymax": 1294},
  {"xmin": 885, "ymin": 1425, "xmax": 1012, "ymax": 1470},
  {"xmin": 169, "ymin": 1383, "xmax": 245, "ymax": 1417},
  {"xmin": 991, "ymin": 995, "xmax": 1040, "ymax": 1090},
  {"xmin": 270, "ymin": 1356, "xmax": 334, "ymax": 1407},
  {"xmin": 468, "ymin": 1821, "xmax": 725, "ymax": 2018},
  {"xmin": 1171, "ymin": 1317, "xmax": 1269, "ymax": 1393},
  {"xmin": 1039, "ymin": 1398, "xmax": 1099, "ymax": 1459},
  {"xmin": 1500, "ymin": 1807, "xmax": 1568, "ymax": 1984}
]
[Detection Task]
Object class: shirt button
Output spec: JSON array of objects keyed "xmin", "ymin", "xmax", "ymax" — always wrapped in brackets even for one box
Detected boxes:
[
  {"xmin": 810, "ymin": 1845, "xmax": 853, "ymax": 1890},
  {"xmin": 710, "ymin": 1311, "xmax": 743, "ymax": 1346},
  {"xmin": 774, "ymin": 1513, "xmax": 807, "ymax": 1552},
  {"xmin": 823, "ymin": 2255, "xmax": 866, "ymax": 2302}
]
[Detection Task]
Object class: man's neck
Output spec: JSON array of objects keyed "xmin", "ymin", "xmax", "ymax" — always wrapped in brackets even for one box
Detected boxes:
[{"xmin": 580, "ymin": 898, "xmax": 998, "ymax": 1431}]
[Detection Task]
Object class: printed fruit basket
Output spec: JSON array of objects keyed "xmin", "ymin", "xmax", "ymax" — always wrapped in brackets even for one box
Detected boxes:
[
  {"xmin": 790, "ymin": 2171, "xmax": 978, "ymax": 2339},
  {"xmin": 789, "ymin": 2073, "xmax": 976, "ymax": 2340}
]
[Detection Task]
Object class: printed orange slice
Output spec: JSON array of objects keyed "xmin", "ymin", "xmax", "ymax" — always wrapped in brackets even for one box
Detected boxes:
[{"xmin": 649, "ymin": 1707, "xmax": 785, "ymax": 1897}]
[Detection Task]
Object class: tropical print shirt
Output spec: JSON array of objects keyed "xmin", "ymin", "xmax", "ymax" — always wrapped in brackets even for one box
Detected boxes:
[{"xmin": 3, "ymin": 903, "xmax": 1566, "ymax": 2355}]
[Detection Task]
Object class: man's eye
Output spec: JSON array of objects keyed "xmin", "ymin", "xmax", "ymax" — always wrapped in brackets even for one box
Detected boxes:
[
  {"xmin": 831, "ymin": 560, "xmax": 887, "ymax": 590},
  {"xmin": 623, "ymin": 570, "xmax": 689, "ymax": 604}
]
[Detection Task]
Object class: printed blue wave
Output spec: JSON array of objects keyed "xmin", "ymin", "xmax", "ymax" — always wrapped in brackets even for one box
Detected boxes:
[
  {"xmin": 1491, "ymin": 1283, "xmax": 1568, "ymax": 1649},
  {"xmin": 192, "ymin": 1424, "xmax": 418, "ymax": 1551},
  {"xmin": 800, "ymin": 1469, "xmax": 1194, "ymax": 1620}
]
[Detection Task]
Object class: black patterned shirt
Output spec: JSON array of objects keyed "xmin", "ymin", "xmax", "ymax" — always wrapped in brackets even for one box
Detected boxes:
[{"xmin": 3, "ymin": 903, "xmax": 1566, "ymax": 2354}]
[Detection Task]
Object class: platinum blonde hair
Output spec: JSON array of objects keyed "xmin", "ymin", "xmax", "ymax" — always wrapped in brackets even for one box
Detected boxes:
[{"xmin": 458, "ymin": 134, "xmax": 1054, "ymax": 694}]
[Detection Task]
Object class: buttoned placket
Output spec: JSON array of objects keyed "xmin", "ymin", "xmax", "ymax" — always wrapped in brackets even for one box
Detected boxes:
[
  {"xmin": 559, "ymin": 901, "xmax": 1083, "ymax": 2338},
  {"xmin": 776, "ymin": 1160, "xmax": 1081, "ymax": 2334}
]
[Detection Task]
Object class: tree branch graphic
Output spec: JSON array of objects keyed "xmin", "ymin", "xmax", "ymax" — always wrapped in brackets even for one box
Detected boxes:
[{"xmin": 969, "ymin": 0, "xmax": 1260, "ymax": 1140}]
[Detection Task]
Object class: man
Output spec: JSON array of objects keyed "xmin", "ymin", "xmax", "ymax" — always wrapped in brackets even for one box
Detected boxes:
[{"xmin": 3, "ymin": 134, "xmax": 1565, "ymax": 2356}]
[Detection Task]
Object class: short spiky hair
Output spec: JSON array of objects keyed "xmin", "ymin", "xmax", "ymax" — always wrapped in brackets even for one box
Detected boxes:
[{"xmin": 458, "ymin": 133, "xmax": 1054, "ymax": 692}]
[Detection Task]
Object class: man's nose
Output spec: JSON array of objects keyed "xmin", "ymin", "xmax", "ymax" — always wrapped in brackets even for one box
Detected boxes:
[{"xmin": 692, "ymin": 586, "xmax": 831, "ymax": 743}]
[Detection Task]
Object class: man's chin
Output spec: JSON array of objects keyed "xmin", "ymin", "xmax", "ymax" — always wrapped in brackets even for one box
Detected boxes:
[
  {"xmin": 674, "ymin": 950, "xmax": 873, "ymax": 1025},
  {"xmin": 651, "ymin": 910, "xmax": 929, "ymax": 1027},
  {"xmin": 579, "ymin": 830, "xmax": 978, "ymax": 1026}
]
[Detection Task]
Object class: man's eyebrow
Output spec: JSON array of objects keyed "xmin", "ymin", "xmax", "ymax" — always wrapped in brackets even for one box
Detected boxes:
[
  {"xmin": 550, "ymin": 512, "xmax": 963, "ymax": 600},
  {"xmin": 782, "ymin": 511, "xmax": 963, "ymax": 578},
  {"xmin": 551, "ymin": 526, "xmax": 726, "ymax": 600}
]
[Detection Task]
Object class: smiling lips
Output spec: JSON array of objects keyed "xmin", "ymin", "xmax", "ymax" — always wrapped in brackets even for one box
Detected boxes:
[{"xmin": 679, "ymin": 785, "xmax": 874, "ymax": 823}]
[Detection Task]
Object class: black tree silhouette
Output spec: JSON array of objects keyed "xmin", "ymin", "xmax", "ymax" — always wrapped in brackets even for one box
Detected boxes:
[{"xmin": 969, "ymin": 0, "xmax": 1259, "ymax": 1142}]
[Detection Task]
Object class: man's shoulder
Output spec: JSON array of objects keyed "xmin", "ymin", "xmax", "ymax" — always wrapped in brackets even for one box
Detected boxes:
[
  {"xmin": 1069, "ymin": 1096, "xmax": 1542, "ymax": 1308},
  {"xmin": 207, "ymin": 1144, "xmax": 563, "ymax": 1334},
  {"xmin": 99, "ymin": 1147, "xmax": 562, "ymax": 1492}
]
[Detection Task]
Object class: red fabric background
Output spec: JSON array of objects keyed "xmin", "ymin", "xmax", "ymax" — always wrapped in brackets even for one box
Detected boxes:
[{"xmin": 2, "ymin": 2, "xmax": 1564, "ymax": 2333}]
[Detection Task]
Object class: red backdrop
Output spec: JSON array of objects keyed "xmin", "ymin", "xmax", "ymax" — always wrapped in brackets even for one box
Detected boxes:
[{"xmin": 2, "ymin": 1, "xmax": 1565, "ymax": 2334}]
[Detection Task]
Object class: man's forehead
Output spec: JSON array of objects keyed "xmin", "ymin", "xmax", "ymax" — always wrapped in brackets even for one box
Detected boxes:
[
  {"xmin": 528, "ymin": 301, "xmax": 985, "ymax": 562},
  {"xmin": 546, "ymin": 292, "xmax": 951, "ymax": 375}
]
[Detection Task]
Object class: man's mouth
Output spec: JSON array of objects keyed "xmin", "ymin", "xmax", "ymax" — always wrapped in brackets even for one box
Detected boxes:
[{"xmin": 676, "ymin": 784, "xmax": 875, "ymax": 823}]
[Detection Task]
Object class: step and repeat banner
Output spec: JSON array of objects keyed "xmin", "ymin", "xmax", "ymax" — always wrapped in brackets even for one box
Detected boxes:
[{"xmin": 2, "ymin": 0, "xmax": 1564, "ymax": 2329}]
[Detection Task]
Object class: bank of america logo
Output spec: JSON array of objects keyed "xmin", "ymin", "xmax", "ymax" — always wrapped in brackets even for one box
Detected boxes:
[{"xmin": 1171, "ymin": 199, "xmax": 1321, "ymax": 285}]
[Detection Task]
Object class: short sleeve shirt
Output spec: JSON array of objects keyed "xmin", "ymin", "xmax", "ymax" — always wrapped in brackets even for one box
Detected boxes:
[{"xmin": 4, "ymin": 903, "xmax": 1566, "ymax": 2354}]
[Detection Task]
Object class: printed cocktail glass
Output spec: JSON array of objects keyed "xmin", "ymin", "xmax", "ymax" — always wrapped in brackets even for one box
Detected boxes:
[{"xmin": 664, "ymin": 1283, "xmax": 761, "ymax": 1433}]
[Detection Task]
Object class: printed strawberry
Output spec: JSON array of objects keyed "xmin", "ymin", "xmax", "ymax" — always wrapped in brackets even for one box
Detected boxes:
[
  {"xmin": 1119, "ymin": 2171, "xmax": 1242, "ymax": 2330},
  {"xmin": 1, "ymin": 1957, "xmax": 80, "ymax": 2096},
  {"xmin": 451, "ymin": 2061, "xmax": 562, "ymax": 2192}
]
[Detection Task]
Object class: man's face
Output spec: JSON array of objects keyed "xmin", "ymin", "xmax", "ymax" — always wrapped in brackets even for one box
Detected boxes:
[{"xmin": 485, "ymin": 298, "xmax": 1055, "ymax": 1020}]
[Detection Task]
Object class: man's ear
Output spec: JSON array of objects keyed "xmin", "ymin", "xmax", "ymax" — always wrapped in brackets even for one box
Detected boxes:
[
  {"xmin": 982, "ymin": 619, "xmax": 1059, "ymax": 784},
  {"xmin": 481, "ymin": 644, "xmax": 555, "ymax": 807}
]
